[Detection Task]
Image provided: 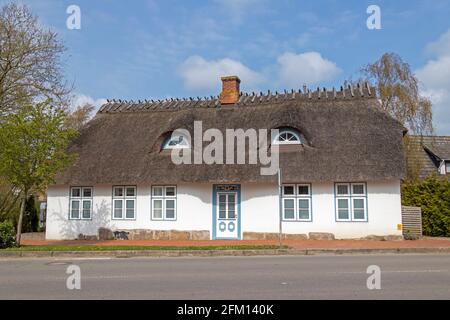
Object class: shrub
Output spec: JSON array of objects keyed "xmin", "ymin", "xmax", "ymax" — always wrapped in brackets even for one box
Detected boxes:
[
  {"xmin": 0, "ymin": 221, "xmax": 16, "ymax": 249},
  {"xmin": 403, "ymin": 230, "xmax": 419, "ymax": 241},
  {"xmin": 402, "ymin": 177, "xmax": 450, "ymax": 237}
]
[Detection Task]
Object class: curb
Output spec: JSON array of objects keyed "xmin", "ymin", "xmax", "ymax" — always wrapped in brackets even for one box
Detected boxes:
[{"xmin": 1, "ymin": 247, "xmax": 450, "ymax": 258}]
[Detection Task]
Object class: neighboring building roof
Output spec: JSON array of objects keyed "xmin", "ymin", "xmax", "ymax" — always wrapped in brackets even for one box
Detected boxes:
[
  {"xmin": 54, "ymin": 84, "xmax": 406, "ymax": 185},
  {"xmin": 407, "ymin": 136, "xmax": 450, "ymax": 180}
]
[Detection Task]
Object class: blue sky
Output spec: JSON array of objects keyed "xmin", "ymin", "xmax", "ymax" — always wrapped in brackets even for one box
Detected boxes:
[{"xmin": 4, "ymin": 0, "xmax": 450, "ymax": 133}]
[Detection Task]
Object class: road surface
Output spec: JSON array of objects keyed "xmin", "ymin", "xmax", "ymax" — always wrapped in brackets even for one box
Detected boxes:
[{"xmin": 0, "ymin": 254, "xmax": 449, "ymax": 299}]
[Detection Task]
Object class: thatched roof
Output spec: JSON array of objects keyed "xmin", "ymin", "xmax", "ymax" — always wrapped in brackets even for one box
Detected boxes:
[
  {"xmin": 407, "ymin": 136, "xmax": 450, "ymax": 180},
  {"xmin": 55, "ymin": 85, "xmax": 406, "ymax": 185}
]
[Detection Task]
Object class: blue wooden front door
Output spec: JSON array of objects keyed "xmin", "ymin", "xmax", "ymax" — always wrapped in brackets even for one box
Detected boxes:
[{"xmin": 212, "ymin": 185, "xmax": 241, "ymax": 240}]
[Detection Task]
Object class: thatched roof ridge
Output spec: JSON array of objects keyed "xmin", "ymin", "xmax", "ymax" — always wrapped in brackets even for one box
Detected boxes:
[{"xmin": 99, "ymin": 83, "xmax": 374, "ymax": 114}]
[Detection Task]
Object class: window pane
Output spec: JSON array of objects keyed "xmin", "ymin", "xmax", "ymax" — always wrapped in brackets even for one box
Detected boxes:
[
  {"xmin": 353, "ymin": 198, "xmax": 365, "ymax": 209},
  {"xmin": 283, "ymin": 186, "xmax": 295, "ymax": 195},
  {"xmin": 71, "ymin": 200, "xmax": 80, "ymax": 219},
  {"xmin": 298, "ymin": 199, "xmax": 310, "ymax": 220},
  {"xmin": 82, "ymin": 188, "xmax": 92, "ymax": 198},
  {"xmin": 82, "ymin": 200, "xmax": 91, "ymax": 219},
  {"xmin": 352, "ymin": 184, "xmax": 365, "ymax": 195},
  {"xmin": 114, "ymin": 187, "xmax": 123, "ymax": 197},
  {"xmin": 126, "ymin": 187, "xmax": 135, "ymax": 197},
  {"xmin": 284, "ymin": 199, "xmax": 295, "ymax": 209},
  {"xmin": 228, "ymin": 209, "xmax": 236, "ymax": 219},
  {"xmin": 153, "ymin": 200, "xmax": 163, "ymax": 219},
  {"xmin": 71, "ymin": 188, "xmax": 81, "ymax": 198},
  {"xmin": 299, "ymin": 210, "xmax": 310, "ymax": 220},
  {"xmin": 298, "ymin": 199, "xmax": 309, "ymax": 209},
  {"xmin": 125, "ymin": 200, "xmax": 134, "ymax": 219},
  {"xmin": 338, "ymin": 209, "xmax": 349, "ymax": 220},
  {"xmin": 337, "ymin": 199, "xmax": 349, "ymax": 220},
  {"xmin": 284, "ymin": 209, "xmax": 295, "ymax": 220},
  {"xmin": 337, "ymin": 185, "xmax": 349, "ymax": 195},
  {"xmin": 337, "ymin": 199, "xmax": 349, "ymax": 209},
  {"xmin": 228, "ymin": 194, "xmax": 235, "ymax": 203},
  {"xmin": 298, "ymin": 185, "xmax": 310, "ymax": 195},
  {"xmin": 114, "ymin": 199, "xmax": 123, "ymax": 218},
  {"xmin": 153, "ymin": 187, "xmax": 163, "ymax": 196},
  {"xmin": 165, "ymin": 200, "xmax": 175, "ymax": 219},
  {"xmin": 219, "ymin": 210, "xmax": 226, "ymax": 219},
  {"xmin": 354, "ymin": 209, "xmax": 365, "ymax": 220},
  {"xmin": 353, "ymin": 199, "xmax": 365, "ymax": 220},
  {"xmin": 165, "ymin": 187, "xmax": 176, "ymax": 196},
  {"xmin": 284, "ymin": 199, "xmax": 295, "ymax": 219},
  {"xmin": 166, "ymin": 209, "xmax": 175, "ymax": 219},
  {"xmin": 446, "ymin": 162, "xmax": 450, "ymax": 173},
  {"xmin": 166, "ymin": 199, "xmax": 175, "ymax": 209}
]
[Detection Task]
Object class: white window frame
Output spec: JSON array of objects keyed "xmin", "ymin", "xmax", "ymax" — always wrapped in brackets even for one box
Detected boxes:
[
  {"xmin": 112, "ymin": 186, "xmax": 136, "ymax": 220},
  {"xmin": 217, "ymin": 192, "xmax": 237, "ymax": 220},
  {"xmin": 335, "ymin": 183, "xmax": 367, "ymax": 222},
  {"xmin": 69, "ymin": 187, "xmax": 92, "ymax": 220},
  {"xmin": 273, "ymin": 129, "xmax": 302, "ymax": 145},
  {"xmin": 162, "ymin": 133, "xmax": 190, "ymax": 150},
  {"xmin": 281, "ymin": 184, "xmax": 312, "ymax": 222},
  {"xmin": 151, "ymin": 186, "xmax": 177, "ymax": 221},
  {"xmin": 282, "ymin": 197, "xmax": 296, "ymax": 221},
  {"xmin": 352, "ymin": 197, "xmax": 367, "ymax": 221},
  {"xmin": 336, "ymin": 197, "xmax": 351, "ymax": 221}
]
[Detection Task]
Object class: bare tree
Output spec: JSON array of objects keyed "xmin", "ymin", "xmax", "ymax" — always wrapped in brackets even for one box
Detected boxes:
[
  {"xmin": 0, "ymin": 3, "xmax": 71, "ymax": 116},
  {"xmin": 66, "ymin": 103, "xmax": 95, "ymax": 131},
  {"xmin": 360, "ymin": 52, "xmax": 433, "ymax": 136}
]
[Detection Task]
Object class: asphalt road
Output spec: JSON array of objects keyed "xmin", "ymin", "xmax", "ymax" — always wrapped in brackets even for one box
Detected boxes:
[{"xmin": 0, "ymin": 254, "xmax": 449, "ymax": 299}]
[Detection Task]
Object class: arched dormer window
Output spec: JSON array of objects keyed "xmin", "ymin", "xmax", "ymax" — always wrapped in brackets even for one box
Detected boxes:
[
  {"xmin": 273, "ymin": 128, "xmax": 303, "ymax": 145},
  {"xmin": 162, "ymin": 132, "xmax": 190, "ymax": 150}
]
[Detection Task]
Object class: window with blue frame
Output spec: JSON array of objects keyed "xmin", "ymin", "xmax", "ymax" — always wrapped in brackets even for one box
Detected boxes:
[
  {"xmin": 69, "ymin": 187, "xmax": 92, "ymax": 220},
  {"xmin": 152, "ymin": 186, "xmax": 177, "ymax": 220},
  {"xmin": 281, "ymin": 184, "xmax": 312, "ymax": 221},
  {"xmin": 335, "ymin": 183, "xmax": 367, "ymax": 222},
  {"xmin": 112, "ymin": 186, "xmax": 136, "ymax": 220}
]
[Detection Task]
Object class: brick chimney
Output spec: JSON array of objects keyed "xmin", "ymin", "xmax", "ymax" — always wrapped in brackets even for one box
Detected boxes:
[{"xmin": 219, "ymin": 76, "xmax": 241, "ymax": 105}]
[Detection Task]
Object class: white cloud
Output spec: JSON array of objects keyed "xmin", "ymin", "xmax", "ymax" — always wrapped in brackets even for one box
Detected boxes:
[
  {"xmin": 214, "ymin": 0, "xmax": 265, "ymax": 23},
  {"xmin": 178, "ymin": 52, "xmax": 342, "ymax": 94},
  {"xmin": 417, "ymin": 29, "xmax": 450, "ymax": 135},
  {"xmin": 178, "ymin": 55, "xmax": 264, "ymax": 91},
  {"xmin": 276, "ymin": 52, "xmax": 341, "ymax": 88},
  {"xmin": 417, "ymin": 56, "xmax": 450, "ymax": 90},
  {"xmin": 425, "ymin": 30, "xmax": 450, "ymax": 57},
  {"xmin": 72, "ymin": 94, "xmax": 107, "ymax": 111}
]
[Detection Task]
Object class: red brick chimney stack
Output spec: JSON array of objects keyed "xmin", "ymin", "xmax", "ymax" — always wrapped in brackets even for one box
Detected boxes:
[{"xmin": 220, "ymin": 76, "xmax": 241, "ymax": 105}]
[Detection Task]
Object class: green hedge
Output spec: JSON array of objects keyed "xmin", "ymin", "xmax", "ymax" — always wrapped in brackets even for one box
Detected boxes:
[
  {"xmin": 402, "ymin": 177, "xmax": 450, "ymax": 237},
  {"xmin": 0, "ymin": 221, "xmax": 16, "ymax": 249}
]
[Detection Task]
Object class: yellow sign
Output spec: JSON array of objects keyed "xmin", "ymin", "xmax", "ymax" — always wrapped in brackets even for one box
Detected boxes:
[{"xmin": 397, "ymin": 224, "xmax": 403, "ymax": 231}]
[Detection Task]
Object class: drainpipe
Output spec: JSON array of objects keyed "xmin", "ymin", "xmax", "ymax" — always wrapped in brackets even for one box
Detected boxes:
[{"xmin": 278, "ymin": 168, "xmax": 283, "ymax": 248}]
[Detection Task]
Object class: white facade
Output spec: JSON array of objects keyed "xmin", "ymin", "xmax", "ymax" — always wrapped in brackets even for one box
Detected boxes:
[{"xmin": 45, "ymin": 180, "xmax": 403, "ymax": 240}]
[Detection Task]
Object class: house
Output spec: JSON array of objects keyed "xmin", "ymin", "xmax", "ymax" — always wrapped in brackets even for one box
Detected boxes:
[
  {"xmin": 45, "ymin": 76, "xmax": 406, "ymax": 240},
  {"xmin": 407, "ymin": 136, "xmax": 450, "ymax": 180}
]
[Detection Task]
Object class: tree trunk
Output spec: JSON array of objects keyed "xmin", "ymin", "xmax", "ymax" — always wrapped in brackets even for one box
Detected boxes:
[{"xmin": 16, "ymin": 192, "xmax": 27, "ymax": 245}]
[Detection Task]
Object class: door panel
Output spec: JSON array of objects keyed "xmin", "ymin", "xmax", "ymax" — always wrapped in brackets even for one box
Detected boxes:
[{"xmin": 214, "ymin": 185, "xmax": 240, "ymax": 240}]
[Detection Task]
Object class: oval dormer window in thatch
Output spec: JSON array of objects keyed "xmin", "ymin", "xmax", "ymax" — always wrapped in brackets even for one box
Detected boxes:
[
  {"xmin": 273, "ymin": 128, "xmax": 302, "ymax": 145},
  {"xmin": 162, "ymin": 132, "xmax": 190, "ymax": 150}
]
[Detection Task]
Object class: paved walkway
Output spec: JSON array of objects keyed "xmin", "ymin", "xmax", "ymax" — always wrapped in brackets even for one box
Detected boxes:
[{"xmin": 21, "ymin": 238, "xmax": 450, "ymax": 249}]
